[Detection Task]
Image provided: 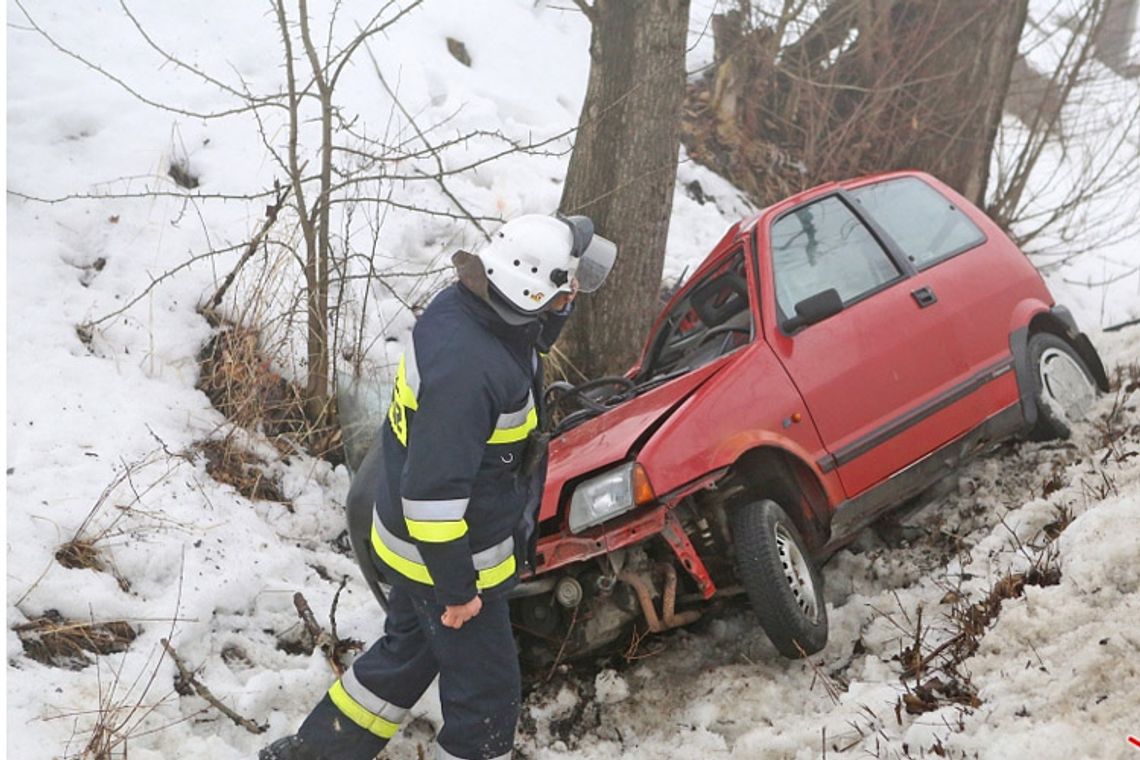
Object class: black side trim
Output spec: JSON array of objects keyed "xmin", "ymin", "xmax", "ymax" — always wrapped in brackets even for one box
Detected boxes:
[
  {"xmin": 817, "ymin": 357, "xmax": 1014, "ymax": 473},
  {"xmin": 821, "ymin": 403, "xmax": 1024, "ymax": 556},
  {"xmin": 1010, "ymin": 326, "xmax": 1037, "ymax": 429}
]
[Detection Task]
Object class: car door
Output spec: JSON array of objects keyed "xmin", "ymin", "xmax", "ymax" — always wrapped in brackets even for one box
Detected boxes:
[
  {"xmin": 760, "ymin": 192, "xmax": 976, "ymax": 498},
  {"xmin": 847, "ymin": 174, "xmax": 1033, "ymax": 419}
]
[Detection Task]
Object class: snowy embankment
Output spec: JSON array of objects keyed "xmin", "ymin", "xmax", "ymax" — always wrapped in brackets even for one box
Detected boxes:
[{"xmin": 5, "ymin": 1, "xmax": 1139, "ymax": 759}]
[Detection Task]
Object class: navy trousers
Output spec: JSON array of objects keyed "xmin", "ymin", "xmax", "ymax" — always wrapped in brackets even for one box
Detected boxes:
[{"xmin": 298, "ymin": 585, "xmax": 520, "ymax": 760}]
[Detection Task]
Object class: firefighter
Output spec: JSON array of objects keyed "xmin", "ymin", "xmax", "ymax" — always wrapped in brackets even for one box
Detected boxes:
[{"xmin": 260, "ymin": 213, "xmax": 616, "ymax": 760}]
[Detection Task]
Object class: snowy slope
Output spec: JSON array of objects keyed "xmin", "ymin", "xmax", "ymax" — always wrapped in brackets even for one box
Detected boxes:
[{"xmin": 5, "ymin": 1, "xmax": 1139, "ymax": 759}]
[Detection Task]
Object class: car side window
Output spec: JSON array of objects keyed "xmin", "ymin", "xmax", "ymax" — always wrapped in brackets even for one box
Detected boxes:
[
  {"xmin": 771, "ymin": 196, "xmax": 900, "ymax": 319},
  {"xmin": 849, "ymin": 177, "xmax": 985, "ymax": 269}
]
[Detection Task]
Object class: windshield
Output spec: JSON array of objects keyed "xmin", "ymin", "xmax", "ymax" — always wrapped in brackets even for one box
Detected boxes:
[{"xmin": 640, "ymin": 250, "xmax": 752, "ymax": 379}]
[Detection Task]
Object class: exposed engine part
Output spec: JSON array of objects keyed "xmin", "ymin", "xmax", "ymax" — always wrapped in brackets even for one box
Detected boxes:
[
  {"xmin": 618, "ymin": 563, "xmax": 701, "ymax": 633},
  {"xmin": 604, "ymin": 548, "xmax": 628, "ymax": 578},
  {"xmin": 678, "ymin": 584, "xmax": 745, "ymax": 606},
  {"xmin": 555, "ymin": 576, "xmax": 584, "ymax": 608},
  {"xmin": 516, "ymin": 595, "xmax": 561, "ymax": 638},
  {"xmin": 595, "ymin": 573, "xmax": 616, "ymax": 595},
  {"xmin": 508, "ymin": 577, "xmax": 557, "ymax": 599}
]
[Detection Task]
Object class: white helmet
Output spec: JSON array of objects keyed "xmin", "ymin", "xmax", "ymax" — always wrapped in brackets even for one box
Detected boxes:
[{"xmin": 453, "ymin": 214, "xmax": 617, "ymax": 325}]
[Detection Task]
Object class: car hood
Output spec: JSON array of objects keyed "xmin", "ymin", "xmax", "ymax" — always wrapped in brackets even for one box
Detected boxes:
[{"xmin": 539, "ymin": 359, "xmax": 729, "ymax": 521}]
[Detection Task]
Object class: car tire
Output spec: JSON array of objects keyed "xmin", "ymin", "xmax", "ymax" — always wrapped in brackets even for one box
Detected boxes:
[
  {"xmin": 730, "ymin": 499, "xmax": 828, "ymax": 658},
  {"xmin": 1027, "ymin": 332, "xmax": 1099, "ymax": 441}
]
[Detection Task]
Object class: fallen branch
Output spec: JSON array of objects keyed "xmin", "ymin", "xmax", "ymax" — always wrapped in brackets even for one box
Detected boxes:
[
  {"xmin": 203, "ymin": 181, "xmax": 291, "ymax": 314},
  {"xmin": 294, "ymin": 591, "xmax": 344, "ymax": 676},
  {"xmin": 161, "ymin": 638, "xmax": 267, "ymax": 734}
]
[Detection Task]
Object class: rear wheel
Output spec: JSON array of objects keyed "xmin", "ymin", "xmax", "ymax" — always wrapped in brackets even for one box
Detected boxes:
[
  {"xmin": 730, "ymin": 499, "xmax": 827, "ymax": 658},
  {"xmin": 1027, "ymin": 332, "xmax": 1098, "ymax": 441}
]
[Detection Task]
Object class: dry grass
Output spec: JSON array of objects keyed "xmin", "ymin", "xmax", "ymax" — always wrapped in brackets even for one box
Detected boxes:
[
  {"xmin": 55, "ymin": 539, "xmax": 132, "ymax": 593},
  {"xmin": 893, "ymin": 527, "xmax": 1064, "ymax": 717},
  {"xmin": 14, "ymin": 611, "xmax": 137, "ymax": 670},
  {"xmin": 196, "ymin": 438, "xmax": 287, "ymax": 505},
  {"xmin": 196, "ymin": 322, "xmax": 343, "ymax": 464}
]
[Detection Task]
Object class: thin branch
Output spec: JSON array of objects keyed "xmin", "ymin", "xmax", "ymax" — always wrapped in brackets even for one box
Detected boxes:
[
  {"xmin": 362, "ymin": 38, "xmax": 491, "ymax": 240},
  {"xmin": 161, "ymin": 639, "xmax": 267, "ymax": 734},
  {"xmin": 203, "ymin": 182, "xmax": 291, "ymax": 311},
  {"xmin": 116, "ymin": 0, "xmax": 286, "ymax": 110},
  {"xmin": 328, "ymin": 0, "xmax": 424, "ymax": 89},
  {"xmin": 12, "ymin": 0, "xmax": 265, "ymax": 121},
  {"xmin": 572, "ymin": 0, "xmax": 597, "ymax": 25},
  {"xmin": 86, "ymin": 242, "xmax": 247, "ymax": 328}
]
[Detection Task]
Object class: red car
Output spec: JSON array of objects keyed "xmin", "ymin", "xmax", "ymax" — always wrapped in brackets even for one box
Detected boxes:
[{"xmin": 508, "ymin": 170, "xmax": 1107, "ymax": 661}]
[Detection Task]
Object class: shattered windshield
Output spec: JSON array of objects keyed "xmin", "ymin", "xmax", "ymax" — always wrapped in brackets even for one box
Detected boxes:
[{"xmin": 641, "ymin": 250, "xmax": 752, "ymax": 380}]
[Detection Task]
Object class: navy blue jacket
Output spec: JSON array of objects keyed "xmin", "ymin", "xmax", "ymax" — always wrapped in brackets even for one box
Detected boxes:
[{"xmin": 370, "ymin": 284, "xmax": 566, "ymax": 605}]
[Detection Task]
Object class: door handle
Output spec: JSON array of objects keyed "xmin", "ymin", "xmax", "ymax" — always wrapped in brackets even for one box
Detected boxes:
[{"xmin": 911, "ymin": 286, "xmax": 938, "ymax": 308}]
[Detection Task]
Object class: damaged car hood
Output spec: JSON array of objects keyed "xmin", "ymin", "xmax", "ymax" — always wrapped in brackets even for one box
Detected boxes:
[{"xmin": 539, "ymin": 359, "xmax": 730, "ymax": 521}]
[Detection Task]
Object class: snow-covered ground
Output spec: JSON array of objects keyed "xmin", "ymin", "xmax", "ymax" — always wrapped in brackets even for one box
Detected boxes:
[{"xmin": 5, "ymin": 1, "xmax": 1139, "ymax": 759}]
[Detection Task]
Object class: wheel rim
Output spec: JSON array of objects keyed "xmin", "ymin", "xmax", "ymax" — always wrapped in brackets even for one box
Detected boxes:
[
  {"xmin": 1038, "ymin": 347, "xmax": 1096, "ymax": 421},
  {"xmin": 774, "ymin": 523, "xmax": 820, "ymax": 624}
]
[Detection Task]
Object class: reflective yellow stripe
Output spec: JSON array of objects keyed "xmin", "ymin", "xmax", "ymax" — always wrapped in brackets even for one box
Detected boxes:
[
  {"xmin": 477, "ymin": 554, "xmax": 517, "ymax": 589},
  {"xmin": 372, "ymin": 524, "xmax": 516, "ymax": 590},
  {"xmin": 393, "ymin": 356, "xmax": 419, "ymax": 411},
  {"xmin": 328, "ymin": 680, "xmax": 400, "ymax": 739},
  {"xmin": 387, "ymin": 355, "xmax": 419, "ymax": 446},
  {"xmin": 405, "ymin": 518, "xmax": 468, "ymax": 543},
  {"xmin": 487, "ymin": 407, "xmax": 538, "ymax": 444},
  {"xmin": 372, "ymin": 524, "xmax": 434, "ymax": 585}
]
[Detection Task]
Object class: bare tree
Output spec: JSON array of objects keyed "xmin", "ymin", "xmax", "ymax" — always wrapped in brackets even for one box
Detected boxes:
[
  {"xmin": 687, "ymin": 0, "xmax": 1030, "ymax": 208},
  {"xmin": 557, "ymin": 0, "xmax": 692, "ymax": 378}
]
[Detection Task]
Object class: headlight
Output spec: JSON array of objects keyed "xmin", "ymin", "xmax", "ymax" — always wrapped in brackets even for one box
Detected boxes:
[{"xmin": 568, "ymin": 462, "xmax": 655, "ymax": 534}]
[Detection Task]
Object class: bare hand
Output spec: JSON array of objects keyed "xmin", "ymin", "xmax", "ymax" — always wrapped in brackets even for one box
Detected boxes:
[{"xmin": 441, "ymin": 595, "xmax": 483, "ymax": 629}]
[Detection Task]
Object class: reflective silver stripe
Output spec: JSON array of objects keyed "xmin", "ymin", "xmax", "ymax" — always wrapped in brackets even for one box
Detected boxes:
[
  {"xmin": 405, "ymin": 341, "xmax": 421, "ymax": 398},
  {"xmin": 472, "ymin": 535, "xmax": 514, "ymax": 569},
  {"xmin": 373, "ymin": 512, "xmax": 513, "ymax": 571},
  {"xmin": 495, "ymin": 391, "xmax": 535, "ymax": 430},
  {"xmin": 437, "ymin": 745, "xmax": 510, "ymax": 760},
  {"xmin": 341, "ymin": 667, "xmax": 408, "ymax": 724},
  {"xmin": 403, "ymin": 497, "xmax": 469, "ymax": 522},
  {"xmin": 374, "ymin": 513, "xmax": 423, "ymax": 563}
]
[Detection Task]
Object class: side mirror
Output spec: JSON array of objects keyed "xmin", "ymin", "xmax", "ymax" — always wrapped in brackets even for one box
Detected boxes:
[{"xmin": 782, "ymin": 288, "xmax": 843, "ymax": 333}]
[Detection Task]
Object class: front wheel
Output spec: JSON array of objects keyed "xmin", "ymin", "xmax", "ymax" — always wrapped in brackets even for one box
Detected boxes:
[
  {"xmin": 1027, "ymin": 332, "xmax": 1099, "ymax": 441},
  {"xmin": 730, "ymin": 499, "xmax": 828, "ymax": 658}
]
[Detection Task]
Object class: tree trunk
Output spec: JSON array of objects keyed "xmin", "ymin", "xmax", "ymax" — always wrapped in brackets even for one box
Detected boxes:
[
  {"xmin": 876, "ymin": 0, "xmax": 1030, "ymax": 206},
  {"xmin": 686, "ymin": 0, "xmax": 1029, "ymax": 210},
  {"xmin": 557, "ymin": 0, "xmax": 691, "ymax": 378}
]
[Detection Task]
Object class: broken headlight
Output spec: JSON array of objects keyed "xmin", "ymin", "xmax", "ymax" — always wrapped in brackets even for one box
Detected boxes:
[{"xmin": 568, "ymin": 462, "xmax": 655, "ymax": 534}]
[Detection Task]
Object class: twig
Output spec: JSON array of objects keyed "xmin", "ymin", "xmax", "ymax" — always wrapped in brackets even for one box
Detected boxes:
[
  {"xmin": 544, "ymin": 604, "xmax": 580, "ymax": 682},
  {"xmin": 329, "ymin": 576, "xmax": 349, "ymax": 650},
  {"xmin": 203, "ymin": 182, "xmax": 291, "ymax": 312},
  {"xmin": 161, "ymin": 638, "xmax": 267, "ymax": 734},
  {"xmin": 12, "ymin": 0, "xmax": 264, "ymax": 121},
  {"xmin": 294, "ymin": 592, "xmax": 344, "ymax": 676}
]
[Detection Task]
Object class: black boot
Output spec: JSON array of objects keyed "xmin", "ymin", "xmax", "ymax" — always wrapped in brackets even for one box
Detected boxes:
[{"xmin": 259, "ymin": 734, "xmax": 325, "ymax": 760}]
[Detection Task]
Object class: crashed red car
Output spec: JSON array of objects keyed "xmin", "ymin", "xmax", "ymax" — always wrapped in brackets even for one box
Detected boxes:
[{"xmin": 508, "ymin": 170, "xmax": 1107, "ymax": 661}]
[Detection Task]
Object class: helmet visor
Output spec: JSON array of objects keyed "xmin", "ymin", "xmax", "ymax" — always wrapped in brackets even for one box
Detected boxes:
[{"xmin": 575, "ymin": 235, "xmax": 616, "ymax": 293}]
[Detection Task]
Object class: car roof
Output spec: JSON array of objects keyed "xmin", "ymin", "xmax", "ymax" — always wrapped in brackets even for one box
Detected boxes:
[{"xmin": 678, "ymin": 169, "xmax": 931, "ymax": 286}]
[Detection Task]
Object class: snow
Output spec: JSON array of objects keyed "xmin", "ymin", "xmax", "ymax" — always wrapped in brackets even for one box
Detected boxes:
[{"xmin": 5, "ymin": 1, "xmax": 1140, "ymax": 759}]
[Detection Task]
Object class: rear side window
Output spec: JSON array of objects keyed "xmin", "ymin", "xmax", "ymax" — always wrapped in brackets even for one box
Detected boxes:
[
  {"xmin": 771, "ymin": 195, "xmax": 900, "ymax": 318},
  {"xmin": 849, "ymin": 177, "xmax": 985, "ymax": 269}
]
